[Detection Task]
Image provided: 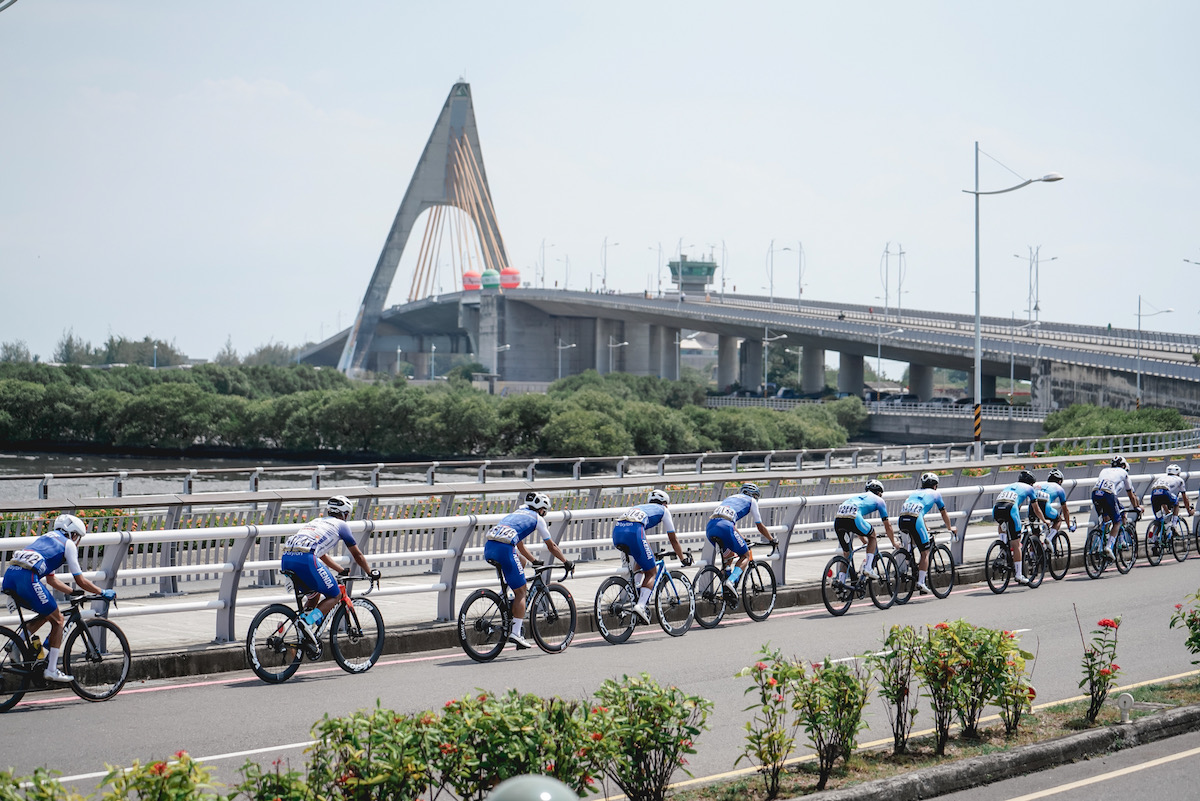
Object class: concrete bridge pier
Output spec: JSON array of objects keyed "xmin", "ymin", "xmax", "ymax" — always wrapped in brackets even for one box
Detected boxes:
[
  {"xmin": 969, "ymin": 372, "xmax": 998, "ymax": 400},
  {"xmin": 595, "ymin": 319, "xmax": 625, "ymax": 374},
  {"xmin": 625, "ymin": 322, "xmax": 652, "ymax": 375},
  {"xmin": 742, "ymin": 339, "xmax": 764, "ymax": 391},
  {"xmin": 661, "ymin": 327, "xmax": 680, "ymax": 379},
  {"xmin": 802, "ymin": 346, "xmax": 825, "ymax": 394},
  {"xmin": 838, "ymin": 353, "xmax": 864, "ymax": 396},
  {"xmin": 717, "ymin": 335, "xmax": 739, "ymax": 390},
  {"xmin": 909, "ymin": 363, "xmax": 935, "ymax": 400}
]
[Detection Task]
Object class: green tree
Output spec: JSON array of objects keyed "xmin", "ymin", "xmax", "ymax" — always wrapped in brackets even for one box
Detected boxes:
[
  {"xmin": 542, "ymin": 408, "xmax": 633, "ymax": 457},
  {"xmin": 496, "ymin": 393, "xmax": 555, "ymax": 455},
  {"xmin": 0, "ymin": 379, "xmax": 45, "ymax": 441},
  {"xmin": 0, "ymin": 340, "xmax": 33, "ymax": 363}
]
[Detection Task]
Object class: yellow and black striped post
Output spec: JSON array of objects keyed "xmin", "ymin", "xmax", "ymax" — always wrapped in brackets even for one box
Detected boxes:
[{"xmin": 974, "ymin": 403, "xmax": 983, "ymax": 457}]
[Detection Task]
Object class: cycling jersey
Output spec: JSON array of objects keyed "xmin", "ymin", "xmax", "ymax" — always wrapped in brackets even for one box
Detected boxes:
[
  {"xmin": 1150, "ymin": 474, "xmax": 1187, "ymax": 517},
  {"xmin": 482, "ymin": 507, "xmax": 553, "ymax": 590},
  {"xmin": 1091, "ymin": 467, "xmax": 1132, "ymax": 527},
  {"xmin": 2, "ymin": 531, "xmax": 84, "ymax": 616},
  {"xmin": 1034, "ymin": 481, "xmax": 1067, "ymax": 522},
  {"xmin": 613, "ymin": 504, "xmax": 676, "ymax": 572},
  {"xmin": 705, "ymin": 494, "xmax": 762, "ymax": 557},
  {"xmin": 897, "ymin": 489, "xmax": 945, "ymax": 550},
  {"xmin": 834, "ymin": 493, "xmax": 888, "ymax": 549},
  {"xmin": 992, "ymin": 483, "xmax": 1038, "ymax": 541},
  {"xmin": 281, "ymin": 516, "xmax": 358, "ymax": 599}
]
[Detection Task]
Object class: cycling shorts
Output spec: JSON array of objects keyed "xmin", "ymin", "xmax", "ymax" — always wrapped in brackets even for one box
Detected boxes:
[
  {"xmin": 613, "ymin": 521, "xmax": 655, "ymax": 572},
  {"xmin": 834, "ymin": 516, "xmax": 872, "ymax": 552},
  {"xmin": 281, "ymin": 551, "xmax": 339, "ymax": 599},
  {"xmin": 481, "ymin": 539, "xmax": 526, "ymax": 590},
  {"xmin": 1036, "ymin": 499, "xmax": 1060, "ymax": 522},
  {"xmin": 1151, "ymin": 488, "xmax": 1179, "ymax": 518},
  {"xmin": 705, "ymin": 517, "xmax": 748, "ymax": 557},
  {"xmin": 992, "ymin": 501, "xmax": 1022, "ymax": 543},
  {"xmin": 897, "ymin": 514, "xmax": 930, "ymax": 551},
  {"xmin": 1091, "ymin": 489, "xmax": 1124, "ymax": 528},
  {"xmin": 1, "ymin": 566, "xmax": 56, "ymax": 616}
]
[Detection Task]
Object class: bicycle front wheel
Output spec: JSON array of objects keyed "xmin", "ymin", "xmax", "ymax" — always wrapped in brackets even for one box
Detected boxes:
[
  {"xmin": 64, "ymin": 619, "xmax": 130, "ymax": 702},
  {"xmin": 985, "ymin": 540, "xmax": 1011, "ymax": 594},
  {"xmin": 741, "ymin": 561, "xmax": 777, "ymax": 622},
  {"xmin": 870, "ymin": 552, "xmax": 898, "ymax": 610},
  {"xmin": 531, "ymin": 583, "xmax": 576, "ymax": 654},
  {"xmin": 892, "ymin": 549, "xmax": 915, "ymax": 605},
  {"xmin": 928, "ymin": 544, "xmax": 956, "ymax": 598},
  {"xmin": 0, "ymin": 626, "xmax": 31, "ymax": 713},
  {"xmin": 594, "ymin": 576, "xmax": 636, "ymax": 645},
  {"xmin": 329, "ymin": 598, "xmax": 385, "ymax": 674},
  {"xmin": 1048, "ymin": 533, "xmax": 1072, "ymax": 580},
  {"xmin": 1084, "ymin": 530, "xmax": 1106, "ymax": 579},
  {"xmin": 1024, "ymin": 539, "xmax": 1045, "ymax": 588},
  {"xmin": 655, "ymin": 570, "xmax": 695, "ymax": 637},
  {"xmin": 820, "ymin": 556, "xmax": 853, "ymax": 617},
  {"xmin": 457, "ymin": 589, "xmax": 508, "ymax": 663},
  {"xmin": 693, "ymin": 566, "xmax": 728, "ymax": 629},
  {"xmin": 246, "ymin": 604, "xmax": 304, "ymax": 683},
  {"xmin": 1145, "ymin": 520, "xmax": 1164, "ymax": 566},
  {"xmin": 1172, "ymin": 520, "xmax": 1190, "ymax": 562},
  {"xmin": 1115, "ymin": 527, "xmax": 1136, "ymax": 574}
]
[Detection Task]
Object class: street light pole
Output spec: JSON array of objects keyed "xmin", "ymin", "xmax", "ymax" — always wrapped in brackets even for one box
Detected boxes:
[
  {"xmin": 876, "ymin": 327, "xmax": 903, "ymax": 383},
  {"xmin": 762, "ymin": 329, "xmax": 786, "ymax": 404},
  {"xmin": 556, "ymin": 339, "xmax": 576, "ymax": 380},
  {"xmin": 608, "ymin": 335, "xmax": 628, "ymax": 374},
  {"xmin": 782, "ymin": 243, "xmax": 804, "ymax": 310},
  {"xmin": 766, "ymin": 240, "xmax": 775, "ymax": 305},
  {"xmin": 1137, "ymin": 295, "xmax": 1174, "ymax": 408},
  {"xmin": 785, "ymin": 347, "xmax": 802, "ymax": 389},
  {"xmin": 602, "ymin": 237, "xmax": 619, "ymax": 294},
  {"xmin": 963, "ymin": 141, "xmax": 1063, "ymax": 459},
  {"xmin": 429, "ymin": 343, "xmax": 436, "ymax": 380}
]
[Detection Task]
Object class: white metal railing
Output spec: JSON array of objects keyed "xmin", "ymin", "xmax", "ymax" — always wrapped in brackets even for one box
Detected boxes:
[{"xmin": 2, "ymin": 455, "xmax": 1195, "ymax": 644}]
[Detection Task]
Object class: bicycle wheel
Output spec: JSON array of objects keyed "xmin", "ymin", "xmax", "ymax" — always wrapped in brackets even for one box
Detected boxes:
[
  {"xmin": 985, "ymin": 540, "xmax": 1011, "ymax": 594},
  {"xmin": 693, "ymin": 566, "xmax": 728, "ymax": 629},
  {"xmin": 1084, "ymin": 530, "xmax": 1106, "ymax": 579},
  {"xmin": 246, "ymin": 604, "xmax": 304, "ymax": 683},
  {"xmin": 1172, "ymin": 520, "xmax": 1190, "ymax": 562},
  {"xmin": 1145, "ymin": 519, "xmax": 1164, "ymax": 566},
  {"xmin": 63, "ymin": 619, "xmax": 131, "ymax": 702},
  {"xmin": 892, "ymin": 549, "xmax": 916, "ymax": 605},
  {"xmin": 821, "ymin": 556, "xmax": 854, "ymax": 617},
  {"xmin": 1115, "ymin": 527, "xmax": 1136, "ymax": 574},
  {"xmin": 531, "ymin": 583, "xmax": 576, "ymax": 654},
  {"xmin": 1048, "ymin": 533, "xmax": 1072, "ymax": 580},
  {"xmin": 741, "ymin": 561, "xmax": 777, "ymax": 622},
  {"xmin": 1124, "ymin": 522, "xmax": 1139, "ymax": 567},
  {"xmin": 928, "ymin": 545, "xmax": 956, "ymax": 598},
  {"xmin": 869, "ymin": 552, "xmax": 898, "ymax": 610},
  {"xmin": 655, "ymin": 570, "xmax": 695, "ymax": 637},
  {"xmin": 329, "ymin": 598, "xmax": 385, "ymax": 674},
  {"xmin": 0, "ymin": 626, "xmax": 30, "ymax": 713},
  {"xmin": 1024, "ymin": 539, "xmax": 1045, "ymax": 589},
  {"xmin": 457, "ymin": 589, "xmax": 509, "ymax": 662},
  {"xmin": 594, "ymin": 576, "xmax": 636, "ymax": 644}
]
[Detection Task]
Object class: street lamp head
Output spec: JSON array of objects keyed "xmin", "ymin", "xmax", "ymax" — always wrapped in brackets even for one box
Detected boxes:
[{"xmin": 1040, "ymin": 172, "xmax": 1064, "ymax": 182}]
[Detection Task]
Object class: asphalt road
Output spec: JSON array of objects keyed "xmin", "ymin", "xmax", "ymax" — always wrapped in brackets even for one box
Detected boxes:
[{"xmin": 5, "ymin": 555, "xmax": 1200, "ymax": 797}]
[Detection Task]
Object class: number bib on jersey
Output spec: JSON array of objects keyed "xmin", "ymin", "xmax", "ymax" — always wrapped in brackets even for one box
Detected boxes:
[
  {"xmin": 486, "ymin": 525, "xmax": 520, "ymax": 544},
  {"xmin": 1097, "ymin": 479, "xmax": 1117, "ymax": 493},
  {"xmin": 711, "ymin": 505, "xmax": 737, "ymax": 521},
  {"xmin": 8, "ymin": 549, "xmax": 42, "ymax": 571},
  {"xmin": 836, "ymin": 501, "xmax": 859, "ymax": 518},
  {"xmin": 997, "ymin": 489, "xmax": 1019, "ymax": 503},
  {"xmin": 901, "ymin": 500, "xmax": 925, "ymax": 516},
  {"xmin": 619, "ymin": 508, "xmax": 648, "ymax": 524}
]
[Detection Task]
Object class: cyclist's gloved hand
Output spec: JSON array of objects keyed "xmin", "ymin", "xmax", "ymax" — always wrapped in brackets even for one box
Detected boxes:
[
  {"xmin": 368, "ymin": 569, "xmax": 381, "ymax": 581},
  {"xmin": 100, "ymin": 589, "xmax": 116, "ymax": 601},
  {"xmin": 562, "ymin": 560, "xmax": 575, "ymax": 573},
  {"xmin": 680, "ymin": 553, "xmax": 694, "ymax": 567},
  {"xmin": 1069, "ymin": 521, "xmax": 1077, "ymax": 532},
  {"xmin": 337, "ymin": 567, "xmax": 350, "ymax": 577},
  {"xmin": 531, "ymin": 559, "xmax": 545, "ymax": 567}
]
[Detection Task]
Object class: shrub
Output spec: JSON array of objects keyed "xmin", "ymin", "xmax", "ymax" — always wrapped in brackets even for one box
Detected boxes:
[
  {"xmin": 1169, "ymin": 591, "xmax": 1200, "ymax": 665},
  {"xmin": 232, "ymin": 759, "xmax": 308, "ymax": 801},
  {"xmin": 99, "ymin": 750, "xmax": 221, "ymax": 801},
  {"xmin": 867, "ymin": 624, "xmax": 920, "ymax": 754},
  {"xmin": 305, "ymin": 703, "xmax": 434, "ymax": 801},
  {"xmin": 914, "ymin": 623, "xmax": 957, "ymax": 755},
  {"xmin": 735, "ymin": 645, "xmax": 805, "ymax": 799},
  {"xmin": 792, "ymin": 657, "xmax": 871, "ymax": 791},
  {"xmin": 1080, "ymin": 616, "xmax": 1122, "ymax": 724}
]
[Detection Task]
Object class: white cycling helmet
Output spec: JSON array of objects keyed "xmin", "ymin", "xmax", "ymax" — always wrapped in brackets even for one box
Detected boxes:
[
  {"xmin": 865, "ymin": 479, "xmax": 884, "ymax": 497},
  {"xmin": 740, "ymin": 482, "xmax": 761, "ymax": 499},
  {"xmin": 1167, "ymin": 464, "xmax": 1182, "ymax": 477},
  {"xmin": 1111, "ymin": 455, "xmax": 1128, "ymax": 470},
  {"xmin": 920, "ymin": 472, "xmax": 940, "ymax": 489},
  {"xmin": 648, "ymin": 489, "xmax": 670, "ymax": 505},
  {"xmin": 325, "ymin": 495, "xmax": 352, "ymax": 519},
  {"xmin": 53, "ymin": 513, "xmax": 86, "ymax": 541},
  {"xmin": 525, "ymin": 491, "xmax": 552, "ymax": 514}
]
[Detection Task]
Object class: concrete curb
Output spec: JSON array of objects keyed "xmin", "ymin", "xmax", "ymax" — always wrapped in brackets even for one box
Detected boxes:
[
  {"xmin": 802, "ymin": 704, "xmax": 1200, "ymax": 800},
  {"xmin": 123, "ymin": 557, "xmax": 1060, "ymax": 682}
]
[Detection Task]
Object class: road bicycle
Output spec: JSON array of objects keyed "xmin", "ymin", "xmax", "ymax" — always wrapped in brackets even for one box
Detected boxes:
[
  {"xmin": 457, "ymin": 562, "xmax": 576, "ymax": 663},
  {"xmin": 892, "ymin": 530, "xmax": 955, "ymax": 604},
  {"xmin": 1083, "ymin": 509, "xmax": 1139, "ymax": 579},
  {"xmin": 245, "ymin": 571, "xmax": 384, "ymax": 683},
  {"xmin": 0, "ymin": 590, "xmax": 131, "ymax": 711},
  {"xmin": 1144, "ymin": 508, "xmax": 1190, "ymax": 566},
  {"xmin": 820, "ymin": 542, "xmax": 898, "ymax": 616},
  {"xmin": 693, "ymin": 539, "xmax": 778, "ymax": 629},
  {"xmin": 1028, "ymin": 518, "xmax": 1074, "ymax": 581},
  {"xmin": 594, "ymin": 548, "xmax": 695, "ymax": 644},
  {"xmin": 984, "ymin": 521, "xmax": 1046, "ymax": 594}
]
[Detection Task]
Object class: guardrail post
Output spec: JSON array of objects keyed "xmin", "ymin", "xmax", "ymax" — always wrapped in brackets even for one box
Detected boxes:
[
  {"xmin": 950, "ymin": 487, "xmax": 986, "ymax": 565},
  {"xmin": 617, "ymin": 457, "xmax": 629, "ymax": 478},
  {"xmin": 311, "ymin": 465, "xmax": 324, "ymax": 491},
  {"xmin": 217, "ymin": 525, "xmax": 261, "ymax": 642},
  {"xmin": 775, "ymin": 496, "xmax": 806, "ymax": 586},
  {"xmin": 657, "ymin": 456, "xmax": 667, "ymax": 476},
  {"xmin": 371, "ymin": 463, "xmax": 384, "ymax": 487},
  {"xmin": 438, "ymin": 515, "xmax": 478, "ymax": 621},
  {"xmin": 765, "ymin": 450, "xmax": 775, "ymax": 471},
  {"xmin": 851, "ymin": 449, "xmax": 861, "ymax": 468},
  {"xmin": 112, "ymin": 471, "xmax": 127, "ymax": 498},
  {"xmin": 824, "ymin": 451, "xmax": 832, "ymax": 469},
  {"xmin": 38, "ymin": 474, "xmax": 51, "ymax": 500},
  {"xmin": 796, "ymin": 450, "xmax": 806, "ymax": 471},
  {"xmin": 478, "ymin": 460, "xmax": 491, "ymax": 483},
  {"xmin": 249, "ymin": 467, "xmax": 263, "ymax": 493},
  {"xmin": 695, "ymin": 454, "xmax": 706, "ymax": 474},
  {"xmin": 731, "ymin": 452, "xmax": 742, "ymax": 472},
  {"xmin": 152, "ymin": 503, "xmax": 185, "ymax": 597},
  {"xmin": 573, "ymin": 458, "xmax": 584, "ymax": 480},
  {"xmin": 427, "ymin": 461, "xmax": 439, "ymax": 484},
  {"xmin": 525, "ymin": 459, "xmax": 540, "ymax": 482},
  {"xmin": 877, "ymin": 449, "xmax": 884, "ymax": 467}
]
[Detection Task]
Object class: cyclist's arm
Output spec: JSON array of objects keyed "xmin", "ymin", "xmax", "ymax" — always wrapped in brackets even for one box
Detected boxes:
[
  {"xmin": 345, "ymin": 542, "xmax": 372, "ymax": 575},
  {"xmin": 44, "ymin": 572, "xmax": 75, "ymax": 596},
  {"xmin": 516, "ymin": 540, "xmax": 538, "ymax": 567},
  {"xmin": 666, "ymin": 530, "xmax": 686, "ymax": 561},
  {"xmin": 319, "ymin": 553, "xmax": 345, "ymax": 574},
  {"xmin": 882, "ymin": 517, "xmax": 899, "ymax": 549},
  {"xmin": 939, "ymin": 507, "xmax": 956, "ymax": 535},
  {"xmin": 1126, "ymin": 488, "xmax": 1141, "ymax": 511},
  {"xmin": 541, "ymin": 538, "xmax": 570, "ymax": 565},
  {"xmin": 754, "ymin": 521, "xmax": 773, "ymax": 542}
]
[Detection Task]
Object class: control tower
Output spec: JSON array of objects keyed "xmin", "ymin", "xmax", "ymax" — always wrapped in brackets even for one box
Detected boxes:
[{"xmin": 667, "ymin": 255, "xmax": 718, "ymax": 294}]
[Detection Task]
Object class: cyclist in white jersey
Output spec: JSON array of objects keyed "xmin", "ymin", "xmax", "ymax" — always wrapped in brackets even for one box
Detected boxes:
[
  {"xmin": 1149, "ymin": 464, "xmax": 1193, "ymax": 530},
  {"xmin": 280, "ymin": 496, "xmax": 380, "ymax": 628},
  {"xmin": 1091, "ymin": 456, "xmax": 1142, "ymax": 559}
]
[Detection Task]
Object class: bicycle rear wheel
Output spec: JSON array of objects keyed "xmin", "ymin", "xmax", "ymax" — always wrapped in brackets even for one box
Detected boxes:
[
  {"xmin": 0, "ymin": 626, "xmax": 30, "ymax": 712},
  {"xmin": 693, "ymin": 566, "xmax": 728, "ymax": 629},
  {"xmin": 457, "ymin": 589, "xmax": 508, "ymax": 662},
  {"xmin": 870, "ymin": 552, "xmax": 898, "ymax": 610},
  {"xmin": 531, "ymin": 583, "xmax": 576, "ymax": 654},
  {"xmin": 329, "ymin": 598, "xmax": 385, "ymax": 674},
  {"xmin": 741, "ymin": 561, "xmax": 777, "ymax": 621},
  {"xmin": 820, "ymin": 556, "xmax": 854, "ymax": 617},
  {"xmin": 1172, "ymin": 520, "xmax": 1190, "ymax": 562},
  {"xmin": 655, "ymin": 570, "xmax": 695, "ymax": 637},
  {"xmin": 985, "ymin": 540, "xmax": 1011, "ymax": 594},
  {"xmin": 928, "ymin": 544, "xmax": 956, "ymax": 598},
  {"xmin": 1115, "ymin": 527, "xmax": 1136, "ymax": 574},
  {"xmin": 892, "ymin": 549, "xmax": 916, "ymax": 605},
  {"xmin": 65, "ymin": 619, "xmax": 131, "ymax": 701},
  {"xmin": 1048, "ymin": 533, "xmax": 1072, "ymax": 580},
  {"xmin": 246, "ymin": 604, "xmax": 304, "ymax": 683},
  {"xmin": 595, "ymin": 576, "xmax": 636, "ymax": 644},
  {"xmin": 1024, "ymin": 539, "xmax": 1045, "ymax": 588},
  {"xmin": 1084, "ymin": 530, "xmax": 1106, "ymax": 578},
  {"xmin": 1145, "ymin": 519, "xmax": 1164, "ymax": 566}
]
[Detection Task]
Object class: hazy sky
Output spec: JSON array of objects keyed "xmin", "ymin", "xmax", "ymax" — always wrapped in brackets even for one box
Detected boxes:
[{"xmin": 3, "ymin": 2, "xmax": 1197, "ymax": 363}]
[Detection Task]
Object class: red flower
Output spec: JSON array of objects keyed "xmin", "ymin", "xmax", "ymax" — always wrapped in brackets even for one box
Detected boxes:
[
  {"xmin": 174, "ymin": 750, "xmax": 187, "ymax": 760},
  {"xmin": 477, "ymin": 693, "xmax": 488, "ymax": 702},
  {"xmin": 1098, "ymin": 618, "xmax": 1119, "ymax": 629},
  {"xmin": 439, "ymin": 743, "xmax": 457, "ymax": 755},
  {"xmin": 934, "ymin": 622, "xmax": 949, "ymax": 630},
  {"xmin": 768, "ymin": 677, "xmax": 778, "ymax": 687},
  {"xmin": 1177, "ymin": 604, "xmax": 1184, "ymax": 610},
  {"xmin": 546, "ymin": 762, "xmax": 555, "ymax": 772},
  {"xmin": 444, "ymin": 699, "xmax": 456, "ymax": 708},
  {"xmin": 1099, "ymin": 668, "xmax": 1111, "ymax": 677},
  {"xmin": 1111, "ymin": 663, "xmax": 1120, "ymax": 671},
  {"xmin": 591, "ymin": 732, "xmax": 603, "ymax": 741},
  {"xmin": 586, "ymin": 775, "xmax": 595, "ymax": 785},
  {"xmin": 149, "ymin": 762, "xmax": 167, "ymax": 776},
  {"xmin": 1027, "ymin": 685, "xmax": 1037, "ymax": 700},
  {"xmin": 680, "ymin": 739, "xmax": 693, "ymax": 748},
  {"xmin": 774, "ymin": 693, "xmax": 785, "ymax": 703},
  {"xmin": 754, "ymin": 662, "xmax": 767, "ymax": 671}
]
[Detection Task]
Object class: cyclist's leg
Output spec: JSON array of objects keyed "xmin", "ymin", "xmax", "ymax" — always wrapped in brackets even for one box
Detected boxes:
[
  {"xmin": 282, "ymin": 552, "xmax": 339, "ymax": 618},
  {"xmin": 616, "ymin": 522, "xmax": 656, "ymax": 610},
  {"xmin": 858, "ymin": 516, "xmax": 878, "ymax": 573},
  {"xmin": 714, "ymin": 522, "xmax": 750, "ymax": 584},
  {"xmin": 483, "ymin": 540, "xmax": 528, "ymax": 638},
  {"xmin": 3, "ymin": 569, "xmax": 62, "ymax": 647},
  {"xmin": 833, "ymin": 519, "xmax": 857, "ymax": 582}
]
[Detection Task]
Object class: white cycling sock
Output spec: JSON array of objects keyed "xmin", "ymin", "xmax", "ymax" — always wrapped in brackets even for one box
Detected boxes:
[
  {"xmin": 47, "ymin": 646, "xmax": 60, "ymax": 667},
  {"xmin": 638, "ymin": 586, "xmax": 652, "ymax": 606},
  {"xmin": 511, "ymin": 618, "xmax": 523, "ymax": 636},
  {"xmin": 1014, "ymin": 560, "xmax": 1024, "ymax": 578},
  {"xmin": 918, "ymin": 570, "xmax": 927, "ymax": 585},
  {"xmin": 863, "ymin": 553, "xmax": 875, "ymax": 571}
]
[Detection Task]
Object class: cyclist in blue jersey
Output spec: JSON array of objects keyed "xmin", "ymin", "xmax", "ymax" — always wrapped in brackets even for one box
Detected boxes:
[
  {"xmin": 481, "ymin": 492, "xmax": 575, "ymax": 649},
  {"xmin": 1034, "ymin": 469, "xmax": 1076, "ymax": 550},
  {"xmin": 1148, "ymin": 464, "xmax": 1193, "ymax": 537},
  {"xmin": 705, "ymin": 482, "xmax": 777, "ymax": 595},
  {"xmin": 992, "ymin": 471, "xmax": 1051, "ymax": 585},
  {"xmin": 612, "ymin": 489, "xmax": 693, "ymax": 625},
  {"xmin": 1091, "ymin": 456, "xmax": 1143, "ymax": 560},
  {"xmin": 1, "ymin": 514, "xmax": 114, "ymax": 683},
  {"xmin": 281, "ymin": 495, "xmax": 381, "ymax": 630},
  {"xmin": 897, "ymin": 473, "xmax": 957, "ymax": 596},
  {"xmin": 832, "ymin": 479, "xmax": 898, "ymax": 585}
]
